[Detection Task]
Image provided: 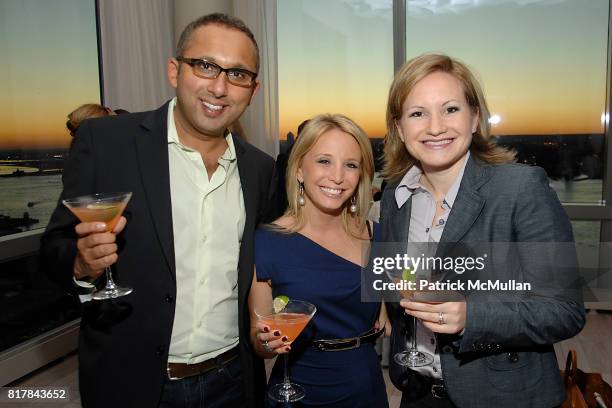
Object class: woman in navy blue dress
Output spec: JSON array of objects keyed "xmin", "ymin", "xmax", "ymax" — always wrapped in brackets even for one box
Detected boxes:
[{"xmin": 249, "ymin": 114, "xmax": 389, "ymax": 407}]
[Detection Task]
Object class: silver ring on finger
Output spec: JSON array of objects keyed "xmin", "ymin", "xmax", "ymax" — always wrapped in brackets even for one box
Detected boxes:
[
  {"xmin": 438, "ymin": 311, "xmax": 446, "ymax": 325},
  {"xmin": 262, "ymin": 340, "xmax": 273, "ymax": 353}
]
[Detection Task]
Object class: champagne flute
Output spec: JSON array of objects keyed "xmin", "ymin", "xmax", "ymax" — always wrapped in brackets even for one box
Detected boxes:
[
  {"xmin": 387, "ymin": 267, "xmax": 434, "ymax": 367},
  {"xmin": 256, "ymin": 299, "xmax": 316, "ymax": 403},
  {"xmin": 62, "ymin": 192, "xmax": 133, "ymax": 300}
]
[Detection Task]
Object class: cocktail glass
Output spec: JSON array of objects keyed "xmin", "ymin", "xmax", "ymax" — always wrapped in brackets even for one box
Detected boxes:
[
  {"xmin": 62, "ymin": 192, "xmax": 133, "ymax": 300},
  {"xmin": 387, "ymin": 267, "xmax": 434, "ymax": 367},
  {"xmin": 256, "ymin": 299, "xmax": 316, "ymax": 403}
]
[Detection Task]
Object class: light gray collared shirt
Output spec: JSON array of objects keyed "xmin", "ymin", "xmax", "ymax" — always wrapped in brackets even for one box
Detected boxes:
[{"xmin": 394, "ymin": 152, "xmax": 470, "ymax": 379}]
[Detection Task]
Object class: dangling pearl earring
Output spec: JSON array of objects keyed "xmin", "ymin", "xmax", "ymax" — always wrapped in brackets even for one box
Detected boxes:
[
  {"xmin": 349, "ymin": 195, "xmax": 358, "ymax": 214},
  {"xmin": 298, "ymin": 181, "xmax": 305, "ymax": 206}
]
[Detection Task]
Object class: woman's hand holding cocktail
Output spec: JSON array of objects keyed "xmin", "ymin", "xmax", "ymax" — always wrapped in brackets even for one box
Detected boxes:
[
  {"xmin": 255, "ymin": 321, "xmax": 291, "ymax": 356},
  {"xmin": 400, "ymin": 299, "xmax": 466, "ymax": 334},
  {"xmin": 73, "ymin": 216, "xmax": 127, "ymax": 280}
]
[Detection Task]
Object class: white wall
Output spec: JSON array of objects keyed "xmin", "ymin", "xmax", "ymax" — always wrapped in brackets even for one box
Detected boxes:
[
  {"xmin": 174, "ymin": 0, "xmax": 232, "ymax": 45},
  {"xmin": 99, "ymin": 0, "xmax": 175, "ymax": 112},
  {"xmin": 233, "ymin": 0, "xmax": 279, "ymax": 157}
]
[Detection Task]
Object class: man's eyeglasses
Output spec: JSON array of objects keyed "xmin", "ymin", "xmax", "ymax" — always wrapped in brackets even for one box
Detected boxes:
[{"xmin": 176, "ymin": 57, "xmax": 257, "ymax": 87}]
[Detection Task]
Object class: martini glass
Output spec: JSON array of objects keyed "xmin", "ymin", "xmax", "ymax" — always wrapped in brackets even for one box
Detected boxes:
[
  {"xmin": 256, "ymin": 299, "xmax": 316, "ymax": 403},
  {"xmin": 386, "ymin": 267, "xmax": 434, "ymax": 367},
  {"xmin": 62, "ymin": 192, "xmax": 133, "ymax": 300}
]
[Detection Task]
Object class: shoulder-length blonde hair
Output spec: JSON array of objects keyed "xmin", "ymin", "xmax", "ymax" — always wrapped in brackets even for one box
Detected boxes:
[
  {"xmin": 383, "ymin": 53, "xmax": 515, "ymax": 182},
  {"xmin": 283, "ymin": 114, "xmax": 374, "ymax": 237}
]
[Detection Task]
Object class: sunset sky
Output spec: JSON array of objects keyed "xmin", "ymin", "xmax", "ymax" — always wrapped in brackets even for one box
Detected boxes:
[
  {"xmin": 0, "ymin": 1, "xmax": 607, "ymax": 148},
  {"xmin": 278, "ymin": 0, "xmax": 608, "ymax": 138},
  {"xmin": 0, "ymin": 0, "xmax": 100, "ymax": 150}
]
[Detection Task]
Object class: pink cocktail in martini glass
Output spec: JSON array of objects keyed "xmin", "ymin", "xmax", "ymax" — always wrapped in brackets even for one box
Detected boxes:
[
  {"xmin": 62, "ymin": 192, "xmax": 133, "ymax": 300},
  {"xmin": 256, "ymin": 299, "xmax": 316, "ymax": 403}
]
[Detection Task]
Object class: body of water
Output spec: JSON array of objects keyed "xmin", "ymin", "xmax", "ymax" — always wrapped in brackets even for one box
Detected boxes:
[
  {"xmin": 0, "ymin": 165, "xmax": 38, "ymax": 175},
  {"xmin": 0, "ymin": 173, "xmax": 605, "ymax": 239},
  {"xmin": 549, "ymin": 179, "xmax": 603, "ymax": 243},
  {"xmin": 549, "ymin": 179, "xmax": 603, "ymax": 205},
  {"xmin": 0, "ymin": 174, "xmax": 62, "ymax": 235}
]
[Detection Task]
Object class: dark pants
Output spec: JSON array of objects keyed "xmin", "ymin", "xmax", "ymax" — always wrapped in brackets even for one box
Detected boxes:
[
  {"xmin": 400, "ymin": 392, "xmax": 457, "ymax": 408},
  {"xmin": 159, "ymin": 356, "xmax": 245, "ymax": 408}
]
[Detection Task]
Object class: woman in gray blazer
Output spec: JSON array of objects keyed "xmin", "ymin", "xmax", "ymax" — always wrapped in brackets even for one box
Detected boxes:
[{"xmin": 379, "ymin": 53, "xmax": 585, "ymax": 408}]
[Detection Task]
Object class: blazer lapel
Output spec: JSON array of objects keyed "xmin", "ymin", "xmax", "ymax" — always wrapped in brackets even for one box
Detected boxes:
[
  {"xmin": 383, "ymin": 182, "xmax": 412, "ymax": 245},
  {"xmin": 439, "ymin": 156, "xmax": 489, "ymax": 246},
  {"xmin": 395, "ymin": 196, "xmax": 412, "ymax": 245},
  {"xmin": 233, "ymin": 135, "xmax": 256, "ymax": 301},
  {"xmin": 134, "ymin": 102, "xmax": 176, "ymax": 280}
]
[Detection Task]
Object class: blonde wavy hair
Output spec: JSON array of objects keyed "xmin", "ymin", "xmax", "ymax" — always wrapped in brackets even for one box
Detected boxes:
[
  {"xmin": 383, "ymin": 53, "xmax": 515, "ymax": 182},
  {"xmin": 283, "ymin": 114, "xmax": 374, "ymax": 238},
  {"xmin": 66, "ymin": 104, "xmax": 114, "ymax": 137}
]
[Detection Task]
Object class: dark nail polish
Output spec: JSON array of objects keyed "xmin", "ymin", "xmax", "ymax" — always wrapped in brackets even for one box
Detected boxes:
[
  {"xmin": 285, "ymin": 347, "xmax": 291, "ymax": 352},
  {"xmin": 263, "ymin": 327, "xmax": 269, "ymax": 333},
  {"xmin": 282, "ymin": 336, "xmax": 288, "ymax": 342},
  {"xmin": 273, "ymin": 330, "xmax": 280, "ymax": 336}
]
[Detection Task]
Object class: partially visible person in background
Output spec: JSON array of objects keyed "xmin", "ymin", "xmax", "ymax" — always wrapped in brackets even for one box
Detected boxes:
[
  {"xmin": 296, "ymin": 119, "xmax": 310, "ymax": 138},
  {"xmin": 276, "ymin": 119, "xmax": 311, "ymax": 214},
  {"xmin": 65, "ymin": 103, "xmax": 115, "ymax": 137}
]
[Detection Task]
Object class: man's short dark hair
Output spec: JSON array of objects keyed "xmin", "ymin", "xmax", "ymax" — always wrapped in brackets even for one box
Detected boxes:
[{"xmin": 176, "ymin": 13, "xmax": 260, "ymax": 72}]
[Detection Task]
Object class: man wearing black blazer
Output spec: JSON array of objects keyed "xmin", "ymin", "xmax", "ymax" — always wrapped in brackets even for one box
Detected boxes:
[{"xmin": 41, "ymin": 13, "xmax": 275, "ymax": 408}]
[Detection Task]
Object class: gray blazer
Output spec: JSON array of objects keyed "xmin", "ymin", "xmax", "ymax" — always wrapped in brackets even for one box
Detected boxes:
[{"xmin": 381, "ymin": 156, "xmax": 585, "ymax": 408}]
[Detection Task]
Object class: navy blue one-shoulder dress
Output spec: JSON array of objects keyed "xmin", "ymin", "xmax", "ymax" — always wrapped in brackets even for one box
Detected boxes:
[{"xmin": 254, "ymin": 227, "xmax": 388, "ymax": 407}]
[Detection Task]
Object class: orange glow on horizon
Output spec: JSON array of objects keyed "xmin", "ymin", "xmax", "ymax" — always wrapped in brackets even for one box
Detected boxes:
[{"xmin": 279, "ymin": 112, "xmax": 604, "ymax": 140}]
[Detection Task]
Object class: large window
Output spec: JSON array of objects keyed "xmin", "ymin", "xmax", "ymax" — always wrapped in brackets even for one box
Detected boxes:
[
  {"xmin": 277, "ymin": 0, "xmax": 393, "ymax": 141},
  {"xmin": 277, "ymin": 0, "xmax": 612, "ymax": 305},
  {"xmin": 0, "ymin": 0, "xmax": 101, "ymax": 238},
  {"xmin": 404, "ymin": 0, "xmax": 609, "ymax": 204},
  {"xmin": 0, "ymin": 0, "xmax": 100, "ymax": 354},
  {"xmin": 400, "ymin": 0, "xmax": 612, "ymax": 302},
  {"xmin": 277, "ymin": 1, "xmax": 609, "ymax": 202}
]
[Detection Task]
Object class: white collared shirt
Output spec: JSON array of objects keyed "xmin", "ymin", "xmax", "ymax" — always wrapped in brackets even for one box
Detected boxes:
[{"xmin": 166, "ymin": 98, "xmax": 245, "ymax": 364}]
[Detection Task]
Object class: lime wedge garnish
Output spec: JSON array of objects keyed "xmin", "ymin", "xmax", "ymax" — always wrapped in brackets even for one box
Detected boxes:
[
  {"xmin": 273, "ymin": 295, "xmax": 289, "ymax": 313},
  {"xmin": 402, "ymin": 267, "xmax": 415, "ymax": 282}
]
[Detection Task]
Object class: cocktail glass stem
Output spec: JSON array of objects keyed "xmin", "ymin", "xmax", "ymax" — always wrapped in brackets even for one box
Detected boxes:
[
  {"xmin": 393, "ymin": 311, "xmax": 434, "ymax": 367},
  {"xmin": 410, "ymin": 315, "xmax": 419, "ymax": 350},
  {"xmin": 91, "ymin": 265, "xmax": 133, "ymax": 300},
  {"xmin": 282, "ymin": 354, "xmax": 291, "ymax": 401},
  {"xmin": 103, "ymin": 266, "xmax": 117, "ymax": 293}
]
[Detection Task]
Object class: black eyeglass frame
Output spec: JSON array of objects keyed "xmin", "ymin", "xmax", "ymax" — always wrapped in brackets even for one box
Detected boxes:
[{"xmin": 176, "ymin": 56, "xmax": 258, "ymax": 87}]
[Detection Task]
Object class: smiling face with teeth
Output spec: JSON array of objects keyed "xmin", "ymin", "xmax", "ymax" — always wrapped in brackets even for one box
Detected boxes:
[
  {"xmin": 297, "ymin": 128, "xmax": 362, "ymax": 216},
  {"xmin": 395, "ymin": 71, "xmax": 478, "ymax": 175},
  {"xmin": 168, "ymin": 24, "xmax": 259, "ymax": 143}
]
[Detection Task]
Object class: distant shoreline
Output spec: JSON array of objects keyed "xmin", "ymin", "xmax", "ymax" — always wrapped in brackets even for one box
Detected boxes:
[{"xmin": 0, "ymin": 168, "xmax": 62, "ymax": 178}]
